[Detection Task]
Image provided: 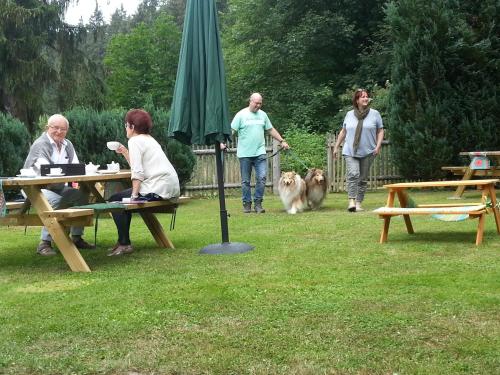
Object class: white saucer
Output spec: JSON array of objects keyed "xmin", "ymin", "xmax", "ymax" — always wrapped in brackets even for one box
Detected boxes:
[
  {"xmin": 97, "ymin": 170, "xmax": 119, "ymax": 174},
  {"xmin": 16, "ymin": 174, "xmax": 37, "ymax": 178},
  {"xmin": 45, "ymin": 173, "xmax": 65, "ymax": 177}
]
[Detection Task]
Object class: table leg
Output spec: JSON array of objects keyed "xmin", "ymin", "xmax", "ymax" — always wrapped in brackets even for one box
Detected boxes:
[
  {"xmin": 380, "ymin": 216, "xmax": 391, "ymax": 243},
  {"xmin": 139, "ymin": 212, "xmax": 174, "ymax": 249},
  {"xmin": 450, "ymin": 168, "xmax": 476, "ymax": 199},
  {"xmin": 475, "ymin": 213, "xmax": 485, "ymax": 245},
  {"xmin": 81, "ymin": 182, "xmax": 106, "ymax": 203},
  {"xmin": 396, "ymin": 190, "xmax": 414, "ymax": 234},
  {"xmin": 386, "ymin": 190, "xmax": 396, "ymax": 207},
  {"xmin": 486, "ymin": 185, "xmax": 500, "ymax": 234},
  {"xmin": 24, "ymin": 186, "xmax": 91, "ymax": 272}
]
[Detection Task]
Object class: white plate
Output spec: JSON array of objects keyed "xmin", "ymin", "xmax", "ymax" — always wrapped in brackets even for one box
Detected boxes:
[
  {"xmin": 45, "ymin": 173, "xmax": 65, "ymax": 177},
  {"xmin": 16, "ymin": 174, "xmax": 37, "ymax": 178},
  {"xmin": 97, "ymin": 170, "xmax": 119, "ymax": 174}
]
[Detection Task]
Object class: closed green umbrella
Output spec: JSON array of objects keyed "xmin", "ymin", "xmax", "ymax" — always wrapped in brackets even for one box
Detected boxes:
[{"xmin": 169, "ymin": 0, "xmax": 253, "ymax": 254}]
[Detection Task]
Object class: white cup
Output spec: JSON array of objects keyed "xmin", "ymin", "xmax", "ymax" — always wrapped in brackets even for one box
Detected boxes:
[
  {"xmin": 107, "ymin": 141, "xmax": 120, "ymax": 151},
  {"xmin": 19, "ymin": 168, "xmax": 35, "ymax": 176},
  {"xmin": 50, "ymin": 167, "xmax": 63, "ymax": 175}
]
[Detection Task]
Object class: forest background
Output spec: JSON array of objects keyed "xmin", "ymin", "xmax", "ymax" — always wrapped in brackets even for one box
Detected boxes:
[{"xmin": 1, "ymin": 0, "xmax": 499, "ymax": 181}]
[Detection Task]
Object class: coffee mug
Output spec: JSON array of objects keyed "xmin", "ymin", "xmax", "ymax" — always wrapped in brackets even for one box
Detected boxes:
[
  {"xmin": 107, "ymin": 141, "xmax": 120, "ymax": 151},
  {"xmin": 50, "ymin": 167, "xmax": 63, "ymax": 175}
]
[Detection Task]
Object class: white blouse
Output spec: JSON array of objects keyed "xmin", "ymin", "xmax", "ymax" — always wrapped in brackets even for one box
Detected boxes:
[{"xmin": 128, "ymin": 134, "xmax": 180, "ymax": 199}]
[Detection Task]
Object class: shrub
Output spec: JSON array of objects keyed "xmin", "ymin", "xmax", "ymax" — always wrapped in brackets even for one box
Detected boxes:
[
  {"xmin": 0, "ymin": 112, "xmax": 30, "ymax": 177},
  {"xmin": 64, "ymin": 107, "xmax": 195, "ymax": 191},
  {"xmin": 280, "ymin": 127, "xmax": 326, "ymax": 177}
]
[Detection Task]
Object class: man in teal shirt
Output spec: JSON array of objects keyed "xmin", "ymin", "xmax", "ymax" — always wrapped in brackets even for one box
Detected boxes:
[{"xmin": 231, "ymin": 93, "xmax": 289, "ymax": 213}]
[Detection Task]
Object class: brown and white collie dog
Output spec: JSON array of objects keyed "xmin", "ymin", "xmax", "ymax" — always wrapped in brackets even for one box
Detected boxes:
[
  {"xmin": 304, "ymin": 168, "xmax": 327, "ymax": 210},
  {"xmin": 278, "ymin": 171, "xmax": 306, "ymax": 214}
]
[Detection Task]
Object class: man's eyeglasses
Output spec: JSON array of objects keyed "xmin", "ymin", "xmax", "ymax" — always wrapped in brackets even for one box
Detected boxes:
[{"xmin": 48, "ymin": 126, "xmax": 68, "ymax": 132}]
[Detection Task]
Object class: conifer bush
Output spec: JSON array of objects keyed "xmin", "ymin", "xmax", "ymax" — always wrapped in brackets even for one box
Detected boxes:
[
  {"xmin": 65, "ymin": 108, "xmax": 195, "ymax": 190},
  {"xmin": 386, "ymin": 0, "xmax": 500, "ymax": 179},
  {"xmin": 0, "ymin": 113, "xmax": 30, "ymax": 177}
]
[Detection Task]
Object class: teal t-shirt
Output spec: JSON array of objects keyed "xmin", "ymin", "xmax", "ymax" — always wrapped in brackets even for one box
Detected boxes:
[{"xmin": 231, "ymin": 108, "xmax": 273, "ymax": 157}]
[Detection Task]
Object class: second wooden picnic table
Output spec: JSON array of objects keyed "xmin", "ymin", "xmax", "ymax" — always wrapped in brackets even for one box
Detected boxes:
[{"xmin": 442, "ymin": 151, "xmax": 500, "ymax": 198}]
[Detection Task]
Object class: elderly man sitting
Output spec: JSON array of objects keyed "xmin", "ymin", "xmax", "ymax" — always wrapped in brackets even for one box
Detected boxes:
[{"xmin": 23, "ymin": 114, "xmax": 95, "ymax": 256}]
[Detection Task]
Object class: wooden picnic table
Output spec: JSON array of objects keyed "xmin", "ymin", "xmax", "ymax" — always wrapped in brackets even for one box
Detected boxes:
[
  {"xmin": 373, "ymin": 179, "xmax": 500, "ymax": 245},
  {"xmin": 1, "ymin": 171, "xmax": 177, "ymax": 272},
  {"xmin": 442, "ymin": 151, "xmax": 500, "ymax": 198}
]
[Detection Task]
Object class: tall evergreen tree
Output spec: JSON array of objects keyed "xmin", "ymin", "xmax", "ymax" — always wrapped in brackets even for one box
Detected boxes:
[
  {"xmin": 104, "ymin": 13, "xmax": 181, "ymax": 109},
  {"xmin": 0, "ymin": 0, "xmax": 80, "ymax": 135},
  {"xmin": 387, "ymin": 0, "xmax": 499, "ymax": 179}
]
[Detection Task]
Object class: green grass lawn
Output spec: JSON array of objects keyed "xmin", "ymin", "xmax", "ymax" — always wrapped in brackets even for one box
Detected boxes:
[{"xmin": 1, "ymin": 190, "xmax": 499, "ymax": 374}]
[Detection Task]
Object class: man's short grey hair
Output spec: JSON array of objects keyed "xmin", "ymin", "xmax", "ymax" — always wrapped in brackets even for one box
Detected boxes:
[
  {"xmin": 249, "ymin": 92, "xmax": 263, "ymax": 102},
  {"xmin": 47, "ymin": 114, "xmax": 69, "ymax": 128}
]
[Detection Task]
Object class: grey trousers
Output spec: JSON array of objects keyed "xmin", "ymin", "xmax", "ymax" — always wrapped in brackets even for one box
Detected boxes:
[
  {"xmin": 40, "ymin": 187, "xmax": 89, "ymax": 241},
  {"xmin": 345, "ymin": 154, "xmax": 375, "ymax": 202}
]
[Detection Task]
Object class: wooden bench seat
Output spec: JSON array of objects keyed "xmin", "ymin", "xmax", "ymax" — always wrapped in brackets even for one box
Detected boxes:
[
  {"xmin": 441, "ymin": 165, "xmax": 500, "ymax": 176},
  {"xmin": 43, "ymin": 200, "xmax": 180, "ymax": 248},
  {"xmin": 373, "ymin": 204, "xmax": 486, "ymax": 216},
  {"xmin": 374, "ymin": 204, "xmax": 488, "ymax": 245},
  {"xmin": 441, "ymin": 166, "xmax": 468, "ymax": 174},
  {"xmin": 6, "ymin": 201, "xmax": 26, "ymax": 211},
  {"xmin": 43, "ymin": 200, "xmax": 179, "ymax": 217}
]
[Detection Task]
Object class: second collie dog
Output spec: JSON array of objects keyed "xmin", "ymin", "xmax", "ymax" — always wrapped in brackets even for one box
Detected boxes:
[
  {"xmin": 304, "ymin": 168, "xmax": 327, "ymax": 210},
  {"xmin": 278, "ymin": 171, "xmax": 306, "ymax": 214}
]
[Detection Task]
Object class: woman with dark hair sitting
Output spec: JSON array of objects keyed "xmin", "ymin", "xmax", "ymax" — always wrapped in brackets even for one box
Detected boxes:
[{"xmin": 108, "ymin": 109, "xmax": 180, "ymax": 256}]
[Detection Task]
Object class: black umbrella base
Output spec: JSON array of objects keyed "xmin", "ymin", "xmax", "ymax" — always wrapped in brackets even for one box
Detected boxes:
[{"xmin": 199, "ymin": 242, "xmax": 254, "ymax": 255}]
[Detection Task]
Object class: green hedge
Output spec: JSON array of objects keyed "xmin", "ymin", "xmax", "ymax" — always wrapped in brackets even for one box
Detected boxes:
[
  {"xmin": 0, "ymin": 113, "xmax": 30, "ymax": 177},
  {"xmin": 281, "ymin": 127, "xmax": 327, "ymax": 177},
  {"xmin": 63, "ymin": 107, "xmax": 196, "ymax": 192}
]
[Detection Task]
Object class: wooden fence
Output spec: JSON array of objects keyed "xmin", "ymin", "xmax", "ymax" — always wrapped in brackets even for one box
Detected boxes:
[
  {"xmin": 184, "ymin": 136, "xmax": 281, "ymax": 197},
  {"xmin": 184, "ymin": 133, "xmax": 405, "ymax": 196}
]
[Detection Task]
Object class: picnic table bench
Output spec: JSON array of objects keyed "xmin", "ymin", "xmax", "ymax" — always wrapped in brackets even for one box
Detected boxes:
[
  {"xmin": 373, "ymin": 179, "xmax": 500, "ymax": 245},
  {"xmin": 1, "ymin": 172, "xmax": 180, "ymax": 272}
]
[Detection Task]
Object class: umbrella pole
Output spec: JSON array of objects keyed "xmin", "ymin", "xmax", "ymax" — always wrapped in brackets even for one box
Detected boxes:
[
  {"xmin": 198, "ymin": 141, "xmax": 254, "ymax": 254},
  {"xmin": 215, "ymin": 141, "xmax": 229, "ymax": 243}
]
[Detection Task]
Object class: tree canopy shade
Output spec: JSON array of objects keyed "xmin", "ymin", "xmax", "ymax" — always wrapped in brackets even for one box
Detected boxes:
[
  {"xmin": 386, "ymin": 0, "xmax": 500, "ymax": 179},
  {"xmin": 0, "ymin": 0, "xmax": 108, "ymax": 135},
  {"xmin": 0, "ymin": 0, "xmax": 70, "ymax": 134},
  {"xmin": 222, "ymin": 0, "xmax": 387, "ymax": 133},
  {"xmin": 104, "ymin": 13, "xmax": 181, "ymax": 109}
]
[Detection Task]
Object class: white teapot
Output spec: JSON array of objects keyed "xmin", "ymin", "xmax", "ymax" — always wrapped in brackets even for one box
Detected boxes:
[
  {"xmin": 85, "ymin": 162, "xmax": 100, "ymax": 174},
  {"xmin": 107, "ymin": 161, "xmax": 120, "ymax": 172}
]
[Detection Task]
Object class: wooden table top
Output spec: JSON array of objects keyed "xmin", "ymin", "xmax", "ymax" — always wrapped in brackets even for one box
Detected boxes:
[
  {"xmin": 460, "ymin": 151, "xmax": 500, "ymax": 157},
  {"xmin": 1, "ymin": 171, "xmax": 131, "ymax": 187},
  {"xmin": 383, "ymin": 179, "xmax": 499, "ymax": 189}
]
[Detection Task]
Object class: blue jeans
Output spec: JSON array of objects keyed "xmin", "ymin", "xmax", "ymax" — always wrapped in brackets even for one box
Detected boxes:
[{"xmin": 239, "ymin": 154, "xmax": 267, "ymax": 203}]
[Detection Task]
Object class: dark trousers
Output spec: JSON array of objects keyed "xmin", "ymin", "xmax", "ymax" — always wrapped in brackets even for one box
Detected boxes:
[{"xmin": 109, "ymin": 188, "xmax": 133, "ymax": 245}]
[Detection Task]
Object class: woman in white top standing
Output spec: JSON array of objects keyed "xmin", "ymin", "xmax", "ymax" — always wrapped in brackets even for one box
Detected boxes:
[
  {"xmin": 333, "ymin": 89, "xmax": 384, "ymax": 212},
  {"xmin": 108, "ymin": 109, "xmax": 180, "ymax": 256}
]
